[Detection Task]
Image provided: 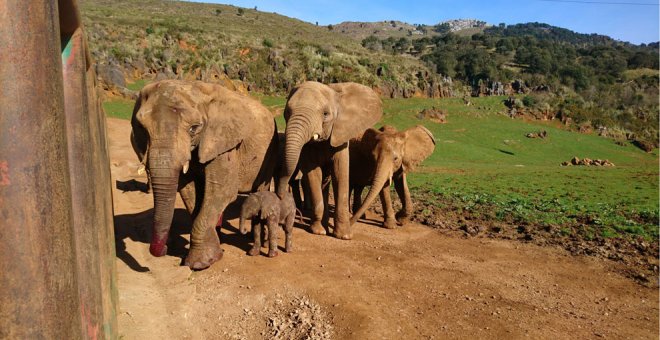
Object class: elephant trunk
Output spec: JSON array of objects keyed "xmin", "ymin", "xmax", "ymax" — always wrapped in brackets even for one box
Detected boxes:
[
  {"xmin": 239, "ymin": 209, "xmax": 249, "ymax": 235},
  {"xmin": 350, "ymin": 155, "xmax": 393, "ymax": 225},
  {"xmin": 148, "ymin": 149, "xmax": 181, "ymax": 257},
  {"xmin": 277, "ymin": 115, "xmax": 314, "ymax": 197}
]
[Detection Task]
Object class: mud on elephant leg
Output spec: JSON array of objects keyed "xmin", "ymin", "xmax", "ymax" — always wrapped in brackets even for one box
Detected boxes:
[
  {"xmin": 331, "ymin": 146, "xmax": 352, "ymax": 240},
  {"xmin": 394, "ymin": 172, "xmax": 412, "ymax": 225},
  {"xmin": 248, "ymin": 219, "xmax": 261, "ymax": 256},
  {"xmin": 304, "ymin": 166, "xmax": 327, "ymax": 235},
  {"xmin": 267, "ymin": 216, "xmax": 279, "ymax": 258},
  {"xmin": 379, "ymin": 185, "xmax": 398, "ymax": 229},
  {"xmin": 284, "ymin": 214, "xmax": 294, "ymax": 253},
  {"xmin": 184, "ymin": 152, "xmax": 238, "ymax": 270}
]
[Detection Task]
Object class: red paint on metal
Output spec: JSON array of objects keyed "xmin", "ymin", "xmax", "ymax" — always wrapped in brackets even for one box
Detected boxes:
[{"xmin": 0, "ymin": 161, "xmax": 9, "ymax": 186}]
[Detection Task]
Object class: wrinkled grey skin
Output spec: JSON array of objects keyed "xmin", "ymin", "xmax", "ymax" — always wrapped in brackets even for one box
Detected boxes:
[{"xmin": 239, "ymin": 191, "xmax": 296, "ymax": 257}]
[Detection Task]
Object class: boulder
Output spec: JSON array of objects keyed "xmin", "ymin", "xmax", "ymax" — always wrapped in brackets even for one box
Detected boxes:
[
  {"xmin": 96, "ymin": 64, "xmax": 126, "ymax": 90},
  {"xmin": 632, "ymin": 140, "xmax": 654, "ymax": 153},
  {"xmin": 417, "ymin": 107, "xmax": 447, "ymax": 124}
]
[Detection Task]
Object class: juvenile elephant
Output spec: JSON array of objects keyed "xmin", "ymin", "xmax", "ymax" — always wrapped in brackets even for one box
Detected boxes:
[
  {"xmin": 239, "ymin": 191, "xmax": 296, "ymax": 257},
  {"xmin": 131, "ymin": 80, "xmax": 278, "ymax": 270},
  {"xmin": 349, "ymin": 125, "xmax": 436, "ymax": 228},
  {"xmin": 276, "ymin": 81, "xmax": 382, "ymax": 239}
]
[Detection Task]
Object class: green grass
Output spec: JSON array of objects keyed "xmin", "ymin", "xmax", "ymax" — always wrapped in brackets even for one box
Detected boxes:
[
  {"xmin": 381, "ymin": 96, "xmax": 659, "ymax": 239},
  {"xmin": 103, "ymin": 98, "xmax": 135, "ymax": 120},
  {"xmin": 104, "ymin": 93, "xmax": 659, "ymax": 239},
  {"xmin": 126, "ymin": 79, "xmax": 148, "ymax": 91}
]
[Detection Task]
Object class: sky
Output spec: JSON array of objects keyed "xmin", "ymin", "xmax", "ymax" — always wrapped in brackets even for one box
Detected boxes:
[{"xmin": 192, "ymin": 0, "xmax": 660, "ymax": 44}]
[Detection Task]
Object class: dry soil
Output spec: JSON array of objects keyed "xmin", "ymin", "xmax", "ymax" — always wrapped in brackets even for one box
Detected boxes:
[{"xmin": 108, "ymin": 118, "xmax": 659, "ymax": 339}]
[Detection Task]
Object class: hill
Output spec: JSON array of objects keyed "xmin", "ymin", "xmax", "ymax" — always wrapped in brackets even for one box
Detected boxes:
[
  {"xmin": 82, "ymin": 1, "xmax": 659, "ymax": 146},
  {"xmin": 81, "ymin": 0, "xmax": 453, "ymax": 98}
]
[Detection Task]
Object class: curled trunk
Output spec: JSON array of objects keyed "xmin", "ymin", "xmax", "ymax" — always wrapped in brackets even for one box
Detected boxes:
[
  {"xmin": 148, "ymin": 151, "xmax": 180, "ymax": 257},
  {"xmin": 350, "ymin": 157, "xmax": 393, "ymax": 225}
]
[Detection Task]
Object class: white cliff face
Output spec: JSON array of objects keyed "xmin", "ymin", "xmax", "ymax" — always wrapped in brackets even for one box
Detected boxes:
[{"xmin": 440, "ymin": 19, "xmax": 490, "ymax": 32}]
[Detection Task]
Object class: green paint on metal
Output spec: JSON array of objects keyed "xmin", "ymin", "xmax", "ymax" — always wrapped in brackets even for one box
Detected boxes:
[{"xmin": 61, "ymin": 37, "xmax": 73, "ymax": 64}]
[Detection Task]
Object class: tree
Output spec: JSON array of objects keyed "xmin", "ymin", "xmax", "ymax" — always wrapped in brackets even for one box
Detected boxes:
[
  {"xmin": 362, "ymin": 35, "xmax": 382, "ymax": 52},
  {"xmin": 433, "ymin": 23, "xmax": 451, "ymax": 35},
  {"xmin": 237, "ymin": 7, "xmax": 244, "ymax": 16},
  {"xmin": 215, "ymin": 8, "xmax": 222, "ymax": 16}
]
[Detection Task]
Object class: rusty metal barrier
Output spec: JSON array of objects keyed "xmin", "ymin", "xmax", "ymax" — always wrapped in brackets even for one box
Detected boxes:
[{"xmin": 0, "ymin": 1, "xmax": 118, "ymax": 338}]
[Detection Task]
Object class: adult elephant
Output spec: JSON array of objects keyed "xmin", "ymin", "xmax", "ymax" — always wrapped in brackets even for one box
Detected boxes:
[
  {"xmin": 277, "ymin": 81, "xmax": 382, "ymax": 239},
  {"xmin": 131, "ymin": 80, "xmax": 277, "ymax": 270},
  {"xmin": 349, "ymin": 125, "xmax": 435, "ymax": 228}
]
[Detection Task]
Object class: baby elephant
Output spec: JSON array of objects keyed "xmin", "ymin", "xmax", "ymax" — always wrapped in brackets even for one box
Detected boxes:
[{"xmin": 239, "ymin": 191, "xmax": 296, "ymax": 257}]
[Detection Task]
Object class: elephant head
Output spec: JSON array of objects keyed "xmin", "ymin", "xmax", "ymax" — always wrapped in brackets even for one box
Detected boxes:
[
  {"xmin": 131, "ymin": 80, "xmax": 247, "ymax": 257},
  {"xmin": 277, "ymin": 81, "xmax": 382, "ymax": 197},
  {"xmin": 350, "ymin": 125, "xmax": 436, "ymax": 224}
]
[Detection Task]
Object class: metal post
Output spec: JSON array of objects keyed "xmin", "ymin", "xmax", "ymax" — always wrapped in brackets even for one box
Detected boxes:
[{"xmin": 0, "ymin": 2, "xmax": 82, "ymax": 338}]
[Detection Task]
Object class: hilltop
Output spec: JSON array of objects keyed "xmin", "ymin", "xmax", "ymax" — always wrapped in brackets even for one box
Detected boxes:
[{"xmin": 333, "ymin": 19, "xmax": 489, "ymax": 40}]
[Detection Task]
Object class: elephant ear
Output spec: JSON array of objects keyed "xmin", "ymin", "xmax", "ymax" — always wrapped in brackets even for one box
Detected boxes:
[
  {"xmin": 196, "ymin": 83, "xmax": 246, "ymax": 164},
  {"xmin": 402, "ymin": 125, "xmax": 436, "ymax": 172},
  {"xmin": 130, "ymin": 92, "xmax": 149, "ymax": 163},
  {"xmin": 328, "ymin": 83, "xmax": 383, "ymax": 147},
  {"xmin": 353, "ymin": 128, "xmax": 381, "ymax": 157}
]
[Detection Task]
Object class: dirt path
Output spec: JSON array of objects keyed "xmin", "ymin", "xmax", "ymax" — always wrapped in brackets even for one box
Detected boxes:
[{"xmin": 108, "ymin": 118, "xmax": 658, "ymax": 339}]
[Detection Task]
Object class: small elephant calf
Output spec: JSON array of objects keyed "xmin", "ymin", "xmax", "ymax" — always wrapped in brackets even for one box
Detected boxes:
[{"xmin": 239, "ymin": 191, "xmax": 296, "ymax": 257}]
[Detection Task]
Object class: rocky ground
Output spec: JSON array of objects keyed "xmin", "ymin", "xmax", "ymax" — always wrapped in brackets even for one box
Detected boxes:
[{"xmin": 108, "ymin": 118, "xmax": 658, "ymax": 339}]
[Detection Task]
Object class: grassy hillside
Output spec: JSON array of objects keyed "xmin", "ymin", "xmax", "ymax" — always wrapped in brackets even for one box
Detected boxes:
[{"xmin": 81, "ymin": 0, "xmax": 446, "ymax": 96}]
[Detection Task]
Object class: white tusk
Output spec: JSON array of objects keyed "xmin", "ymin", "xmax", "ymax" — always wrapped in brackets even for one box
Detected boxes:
[
  {"xmin": 312, "ymin": 133, "xmax": 319, "ymax": 141},
  {"xmin": 137, "ymin": 165, "xmax": 146, "ymax": 175},
  {"xmin": 182, "ymin": 161, "xmax": 190, "ymax": 174}
]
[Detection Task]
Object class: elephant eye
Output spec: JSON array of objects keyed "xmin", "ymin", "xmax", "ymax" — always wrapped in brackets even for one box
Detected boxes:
[{"xmin": 189, "ymin": 124, "xmax": 203, "ymax": 135}]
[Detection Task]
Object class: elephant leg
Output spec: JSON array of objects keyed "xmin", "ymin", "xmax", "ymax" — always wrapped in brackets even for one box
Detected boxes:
[
  {"xmin": 178, "ymin": 177, "xmax": 197, "ymax": 217},
  {"xmin": 291, "ymin": 178, "xmax": 303, "ymax": 211},
  {"xmin": 331, "ymin": 146, "xmax": 352, "ymax": 240},
  {"xmin": 321, "ymin": 175, "xmax": 331, "ymax": 228},
  {"xmin": 351, "ymin": 185, "xmax": 365, "ymax": 219},
  {"xmin": 184, "ymin": 151, "xmax": 238, "ymax": 270},
  {"xmin": 304, "ymin": 166, "xmax": 327, "ymax": 235},
  {"xmin": 302, "ymin": 174, "xmax": 312, "ymax": 212},
  {"xmin": 379, "ymin": 185, "xmax": 397, "ymax": 229},
  {"xmin": 267, "ymin": 216, "xmax": 279, "ymax": 258},
  {"xmin": 284, "ymin": 213, "xmax": 294, "ymax": 252},
  {"xmin": 394, "ymin": 172, "xmax": 412, "ymax": 225},
  {"xmin": 248, "ymin": 219, "xmax": 261, "ymax": 256}
]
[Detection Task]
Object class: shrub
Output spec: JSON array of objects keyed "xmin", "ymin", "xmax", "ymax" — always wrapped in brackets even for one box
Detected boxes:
[{"xmin": 262, "ymin": 39, "xmax": 273, "ymax": 48}]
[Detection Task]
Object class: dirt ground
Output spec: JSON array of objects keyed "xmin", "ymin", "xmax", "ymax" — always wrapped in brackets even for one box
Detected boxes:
[{"xmin": 108, "ymin": 118, "xmax": 658, "ymax": 339}]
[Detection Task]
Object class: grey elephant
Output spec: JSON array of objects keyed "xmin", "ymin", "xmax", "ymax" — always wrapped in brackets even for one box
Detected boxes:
[
  {"xmin": 276, "ymin": 81, "xmax": 382, "ymax": 240},
  {"xmin": 239, "ymin": 191, "xmax": 296, "ymax": 257},
  {"xmin": 349, "ymin": 125, "xmax": 436, "ymax": 228},
  {"xmin": 131, "ymin": 80, "xmax": 278, "ymax": 270}
]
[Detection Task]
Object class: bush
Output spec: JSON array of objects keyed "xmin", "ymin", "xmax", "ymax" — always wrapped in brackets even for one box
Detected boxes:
[
  {"xmin": 522, "ymin": 95, "xmax": 536, "ymax": 107},
  {"xmin": 262, "ymin": 39, "xmax": 273, "ymax": 48}
]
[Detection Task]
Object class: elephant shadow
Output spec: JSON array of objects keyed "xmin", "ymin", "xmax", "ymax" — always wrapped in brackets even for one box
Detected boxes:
[
  {"xmin": 115, "ymin": 179, "xmax": 149, "ymax": 193},
  {"xmin": 114, "ymin": 208, "xmax": 193, "ymax": 272}
]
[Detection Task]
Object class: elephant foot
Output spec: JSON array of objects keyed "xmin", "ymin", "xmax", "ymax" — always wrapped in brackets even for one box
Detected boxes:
[
  {"xmin": 395, "ymin": 211, "xmax": 410, "ymax": 225},
  {"xmin": 332, "ymin": 221, "xmax": 353, "ymax": 240},
  {"xmin": 383, "ymin": 218, "xmax": 398, "ymax": 229},
  {"xmin": 184, "ymin": 244, "xmax": 224, "ymax": 270},
  {"xmin": 247, "ymin": 247, "xmax": 260, "ymax": 256},
  {"xmin": 309, "ymin": 221, "xmax": 327, "ymax": 235},
  {"xmin": 268, "ymin": 249, "xmax": 279, "ymax": 258}
]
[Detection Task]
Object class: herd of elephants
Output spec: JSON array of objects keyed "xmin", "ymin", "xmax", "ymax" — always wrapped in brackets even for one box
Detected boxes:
[{"xmin": 130, "ymin": 80, "xmax": 436, "ymax": 269}]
